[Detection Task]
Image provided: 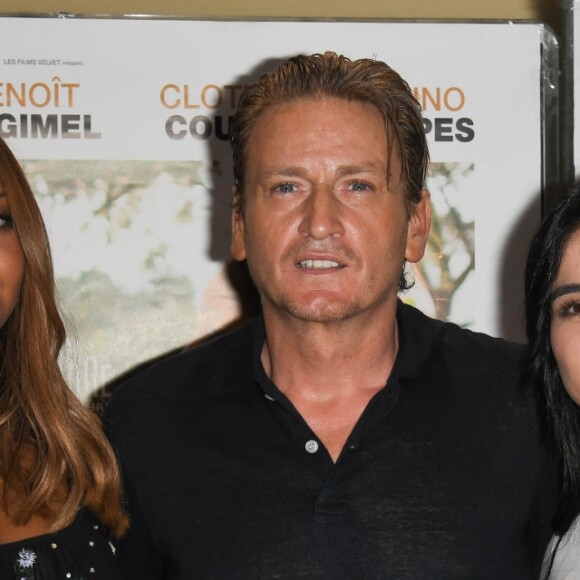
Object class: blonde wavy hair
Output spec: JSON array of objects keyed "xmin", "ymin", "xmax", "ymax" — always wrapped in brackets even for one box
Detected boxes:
[{"xmin": 0, "ymin": 138, "xmax": 128, "ymax": 537}]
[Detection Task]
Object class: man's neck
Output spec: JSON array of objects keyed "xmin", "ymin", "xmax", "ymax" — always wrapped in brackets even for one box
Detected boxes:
[
  {"xmin": 260, "ymin": 301, "xmax": 400, "ymax": 461},
  {"xmin": 261, "ymin": 301, "xmax": 399, "ymax": 394}
]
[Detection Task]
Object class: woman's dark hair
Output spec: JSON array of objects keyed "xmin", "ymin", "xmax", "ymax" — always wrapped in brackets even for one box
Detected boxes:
[{"xmin": 525, "ymin": 183, "xmax": 580, "ymax": 534}]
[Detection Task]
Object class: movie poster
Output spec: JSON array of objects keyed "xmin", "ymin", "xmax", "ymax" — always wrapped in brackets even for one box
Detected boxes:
[{"xmin": 0, "ymin": 18, "xmax": 556, "ymax": 401}]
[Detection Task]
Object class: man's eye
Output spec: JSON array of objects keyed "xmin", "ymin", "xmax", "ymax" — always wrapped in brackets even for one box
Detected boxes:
[
  {"xmin": 349, "ymin": 182, "xmax": 371, "ymax": 192},
  {"xmin": 274, "ymin": 183, "xmax": 297, "ymax": 194}
]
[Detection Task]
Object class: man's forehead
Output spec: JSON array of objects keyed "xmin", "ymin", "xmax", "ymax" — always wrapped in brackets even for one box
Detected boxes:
[
  {"xmin": 249, "ymin": 97, "xmax": 387, "ymax": 141},
  {"xmin": 248, "ymin": 97, "xmax": 391, "ymax": 154}
]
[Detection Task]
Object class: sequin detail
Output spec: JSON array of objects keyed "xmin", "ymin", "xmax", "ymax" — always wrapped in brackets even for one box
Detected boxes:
[{"xmin": 14, "ymin": 548, "xmax": 36, "ymax": 570}]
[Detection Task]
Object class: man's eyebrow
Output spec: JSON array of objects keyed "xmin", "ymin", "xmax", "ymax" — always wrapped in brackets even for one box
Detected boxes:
[
  {"xmin": 258, "ymin": 167, "xmax": 308, "ymax": 179},
  {"xmin": 550, "ymin": 283, "xmax": 580, "ymax": 303},
  {"xmin": 335, "ymin": 164, "xmax": 386, "ymax": 177}
]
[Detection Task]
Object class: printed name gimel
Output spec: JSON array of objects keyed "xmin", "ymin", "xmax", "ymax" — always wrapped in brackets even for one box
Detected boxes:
[{"xmin": 0, "ymin": 77, "xmax": 102, "ymax": 139}]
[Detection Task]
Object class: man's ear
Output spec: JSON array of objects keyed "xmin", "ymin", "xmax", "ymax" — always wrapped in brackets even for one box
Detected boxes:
[
  {"xmin": 405, "ymin": 189, "xmax": 432, "ymax": 264},
  {"xmin": 231, "ymin": 187, "xmax": 247, "ymax": 261}
]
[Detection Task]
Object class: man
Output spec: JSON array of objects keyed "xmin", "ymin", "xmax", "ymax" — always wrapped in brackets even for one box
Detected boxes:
[{"xmin": 105, "ymin": 52, "xmax": 556, "ymax": 578}]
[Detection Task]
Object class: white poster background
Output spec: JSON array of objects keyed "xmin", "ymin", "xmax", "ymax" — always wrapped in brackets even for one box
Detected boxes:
[{"xmin": 0, "ymin": 18, "xmax": 552, "ymax": 400}]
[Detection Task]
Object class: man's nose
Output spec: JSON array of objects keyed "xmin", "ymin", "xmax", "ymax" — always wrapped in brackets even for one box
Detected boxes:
[{"xmin": 297, "ymin": 186, "xmax": 345, "ymax": 240}]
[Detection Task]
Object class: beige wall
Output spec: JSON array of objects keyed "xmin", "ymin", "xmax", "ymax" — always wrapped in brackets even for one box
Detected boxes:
[{"xmin": 0, "ymin": 0, "xmax": 561, "ymax": 33}]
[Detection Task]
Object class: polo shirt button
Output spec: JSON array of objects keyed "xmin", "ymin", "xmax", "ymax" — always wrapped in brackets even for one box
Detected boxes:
[{"xmin": 305, "ymin": 440, "xmax": 319, "ymax": 453}]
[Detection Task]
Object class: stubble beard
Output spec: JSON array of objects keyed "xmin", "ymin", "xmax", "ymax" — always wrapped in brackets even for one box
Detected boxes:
[
  {"xmin": 249, "ymin": 269, "xmax": 403, "ymax": 325},
  {"xmin": 248, "ymin": 269, "xmax": 362, "ymax": 323},
  {"xmin": 275, "ymin": 293, "xmax": 363, "ymax": 323}
]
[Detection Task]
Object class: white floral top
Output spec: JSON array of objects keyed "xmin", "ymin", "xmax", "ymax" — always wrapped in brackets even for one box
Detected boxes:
[{"xmin": 0, "ymin": 509, "xmax": 123, "ymax": 579}]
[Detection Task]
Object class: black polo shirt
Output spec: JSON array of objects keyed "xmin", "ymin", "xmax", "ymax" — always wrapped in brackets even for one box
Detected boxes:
[{"xmin": 105, "ymin": 301, "xmax": 557, "ymax": 579}]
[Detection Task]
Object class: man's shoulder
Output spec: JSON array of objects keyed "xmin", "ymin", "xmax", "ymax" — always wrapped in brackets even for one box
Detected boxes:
[
  {"xmin": 445, "ymin": 316, "xmax": 525, "ymax": 356},
  {"xmin": 399, "ymin": 301, "xmax": 527, "ymax": 373},
  {"xmin": 401, "ymin": 300, "xmax": 524, "ymax": 349},
  {"xmin": 106, "ymin": 317, "xmax": 259, "ymax": 416}
]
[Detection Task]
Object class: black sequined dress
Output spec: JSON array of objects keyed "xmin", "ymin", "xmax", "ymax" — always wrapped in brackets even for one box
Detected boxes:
[{"xmin": 0, "ymin": 509, "xmax": 124, "ymax": 579}]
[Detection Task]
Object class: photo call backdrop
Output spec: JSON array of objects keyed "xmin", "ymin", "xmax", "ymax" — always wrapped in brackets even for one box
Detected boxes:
[{"xmin": 0, "ymin": 16, "xmax": 558, "ymax": 402}]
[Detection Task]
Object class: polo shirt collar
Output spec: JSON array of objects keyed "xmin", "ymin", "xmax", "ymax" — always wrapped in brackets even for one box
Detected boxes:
[
  {"xmin": 241, "ymin": 299, "xmax": 444, "ymax": 397},
  {"xmin": 393, "ymin": 299, "xmax": 444, "ymax": 382},
  {"xmin": 206, "ymin": 316, "xmax": 263, "ymax": 396}
]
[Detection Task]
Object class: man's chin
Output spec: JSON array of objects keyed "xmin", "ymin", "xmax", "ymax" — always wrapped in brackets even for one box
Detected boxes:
[{"xmin": 284, "ymin": 301, "xmax": 360, "ymax": 323}]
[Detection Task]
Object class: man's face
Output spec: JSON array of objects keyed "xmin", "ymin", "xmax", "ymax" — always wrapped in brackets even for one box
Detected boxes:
[{"xmin": 231, "ymin": 97, "xmax": 430, "ymax": 324}]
